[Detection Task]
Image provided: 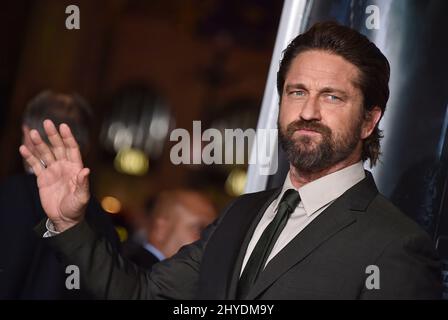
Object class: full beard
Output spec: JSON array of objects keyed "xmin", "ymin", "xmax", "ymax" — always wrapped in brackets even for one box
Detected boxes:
[{"xmin": 278, "ymin": 118, "xmax": 362, "ymax": 174}]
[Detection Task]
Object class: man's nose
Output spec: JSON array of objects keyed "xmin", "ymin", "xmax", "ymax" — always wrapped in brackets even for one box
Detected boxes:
[{"xmin": 299, "ymin": 96, "xmax": 321, "ymax": 121}]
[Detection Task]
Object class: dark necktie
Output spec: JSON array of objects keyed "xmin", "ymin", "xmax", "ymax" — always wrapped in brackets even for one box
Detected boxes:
[{"xmin": 237, "ymin": 189, "xmax": 301, "ymax": 299}]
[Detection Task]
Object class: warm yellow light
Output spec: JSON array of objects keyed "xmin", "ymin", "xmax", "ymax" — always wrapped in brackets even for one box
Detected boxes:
[
  {"xmin": 225, "ymin": 168, "xmax": 247, "ymax": 197},
  {"xmin": 114, "ymin": 148, "xmax": 149, "ymax": 176},
  {"xmin": 101, "ymin": 196, "xmax": 122, "ymax": 214}
]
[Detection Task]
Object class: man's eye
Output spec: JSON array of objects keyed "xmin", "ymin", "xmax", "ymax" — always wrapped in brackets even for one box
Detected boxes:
[
  {"xmin": 325, "ymin": 94, "xmax": 341, "ymax": 101},
  {"xmin": 290, "ymin": 91, "xmax": 305, "ymax": 96}
]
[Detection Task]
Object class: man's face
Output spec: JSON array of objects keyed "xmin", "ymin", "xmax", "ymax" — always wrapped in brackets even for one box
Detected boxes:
[
  {"xmin": 278, "ymin": 50, "xmax": 374, "ymax": 173},
  {"xmin": 154, "ymin": 193, "xmax": 217, "ymax": 258},
  {"xmin": 171, "ymin": 206, "xmax": 216, "ymax": 249}
]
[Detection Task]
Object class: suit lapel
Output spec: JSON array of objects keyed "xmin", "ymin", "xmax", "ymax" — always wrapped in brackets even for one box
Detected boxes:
[
  {"xmin": 246, "ymin": 197, "xmax": 356, "ymax": 299},
  {"xmin": 246, "ymin": 172, "xmax": 378, "ymax": 299},
  {"xmin": 225, "ymin": 188, "xmax": 282, "ymax": 299},
  {"xmin": 196, "ymin": 187, "xmax": 281, "ymax": 299}
]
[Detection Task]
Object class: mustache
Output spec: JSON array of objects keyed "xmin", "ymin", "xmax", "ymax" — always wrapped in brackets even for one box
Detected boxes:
[{"xmin": 285, "ymin": 120, "xmax": 332, "ymax": 137}]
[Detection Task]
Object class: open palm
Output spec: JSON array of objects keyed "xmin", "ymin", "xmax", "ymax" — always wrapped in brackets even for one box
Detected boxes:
[{"xmin": 19, "ymin": 120, "xmax": 90, "ymax": 231}]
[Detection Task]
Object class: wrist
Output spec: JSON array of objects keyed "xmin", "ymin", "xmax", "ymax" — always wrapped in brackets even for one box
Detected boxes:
[
  {"xmin": 52, "ymin": 216, "xmax": 84, "ymax": 232},
  {"xmin": 52, "ymin": 221, "xmax": 79, "ymax": 232}
]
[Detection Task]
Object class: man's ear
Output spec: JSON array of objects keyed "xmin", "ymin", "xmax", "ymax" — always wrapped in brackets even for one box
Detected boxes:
[{"xmin": 361, "ymin": 106, "xmax": 382, "ymax": 139}]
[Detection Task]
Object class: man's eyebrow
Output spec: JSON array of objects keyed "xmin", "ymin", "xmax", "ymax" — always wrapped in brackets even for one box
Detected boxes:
[
  {"xmin": 319, "ymin": 87, "xmax": 348, "ymax": 97},
  {"xmin": 284, "ymin": 83, "xmax": 307, "ymax": 91}
]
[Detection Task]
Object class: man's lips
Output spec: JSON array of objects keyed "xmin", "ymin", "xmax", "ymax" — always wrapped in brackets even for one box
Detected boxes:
[{"xmin": 295, "ymin": 128, "xmax": 321, "ymax": 134}]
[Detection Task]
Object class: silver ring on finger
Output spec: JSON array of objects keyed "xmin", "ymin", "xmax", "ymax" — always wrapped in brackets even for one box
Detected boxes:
[{"xmin": 40, "ymin": 159, "xmax": 47, "ymax": 169}]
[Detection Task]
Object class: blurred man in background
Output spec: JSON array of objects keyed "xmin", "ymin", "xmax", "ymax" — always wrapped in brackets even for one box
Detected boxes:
[
  {"xmin": 0, "ymin": 90, "xmax": 119, "ymax": 299},
  {"xmin": 122, "ymin": 189, "xmax": 217, "ymax": 269}
]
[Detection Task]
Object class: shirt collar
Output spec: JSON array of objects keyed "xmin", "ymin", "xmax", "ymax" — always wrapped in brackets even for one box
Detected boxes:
[
  {"xmin": 272, "ymin": 161, "xmax": 366, "ymax": 217},
  {"xmin": 143, "ymin": 242, "xmax": 166, "ymax": 261}
]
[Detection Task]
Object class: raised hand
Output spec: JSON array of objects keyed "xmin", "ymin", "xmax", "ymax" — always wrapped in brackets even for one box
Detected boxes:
[{"xmin": 19, "ymin": 120, "xmax": 90, "ymax": 232}]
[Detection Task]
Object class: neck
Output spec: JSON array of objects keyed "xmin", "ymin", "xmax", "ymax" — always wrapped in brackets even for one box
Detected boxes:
[{"xmin": 289, "ymin": 153, "xmax": 362, "ymax": 189}]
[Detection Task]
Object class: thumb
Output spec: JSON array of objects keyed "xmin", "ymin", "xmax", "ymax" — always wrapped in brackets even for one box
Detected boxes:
[{"xmin": 75, "ymin": 168, "xmax": 90, "ymax": 203}]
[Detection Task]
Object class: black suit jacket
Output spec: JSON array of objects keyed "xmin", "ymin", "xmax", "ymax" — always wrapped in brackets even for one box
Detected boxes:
[
  {"xmin": 37, "ymin": 172, "xmax": 443, "ymax": 299},
  {"xmin": 121, "ymin": 239, "xmax": 160, "ymax": 270},
  {"xmin": 0, "ymin": 174, "xmax": 119, "ymax": 299}
]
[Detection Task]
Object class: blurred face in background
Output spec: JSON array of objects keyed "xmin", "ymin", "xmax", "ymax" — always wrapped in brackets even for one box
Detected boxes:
[
  {"xmin": 20, "ymin": 91, "xmax": 92, "ymax": 174},
  {"xmin": 148, "ymin": 190, "xmax": 217, "ymax": 258}
]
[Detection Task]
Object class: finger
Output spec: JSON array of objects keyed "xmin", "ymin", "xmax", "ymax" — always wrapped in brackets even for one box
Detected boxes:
[
  {"xmin": 29, "ymin": 129, "xmax": 56, "ymax": 166},
  {"xmin": 60, "ymin": 123, "xmax": 83, "ymax": 166},
  {"xmin": 43, "ymin": 119, "xmax": 67, "ymax": 161},
  {"xmin": 19, "ymin": 145, "xmax": 43, "ymax": 175},
  {"xmin": 77, "ymin": 167, "xmax": 90, "ymax": 186},
  {"xmin": 22, "ymin": 125, "xmax": 36, "ymax": 155}
]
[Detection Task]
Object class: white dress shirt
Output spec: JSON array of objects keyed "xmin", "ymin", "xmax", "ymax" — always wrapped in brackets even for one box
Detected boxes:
[
  {"xmin": 143, "ymin": 242, "xmax": 166, "ymax": 261},
  {"xmin": 240, "ymin": 161, "xmax": 366, "ymax": 275},
  {"xmin": 43, "ymin": 218, "xmax": 60, "ymax": 238}
]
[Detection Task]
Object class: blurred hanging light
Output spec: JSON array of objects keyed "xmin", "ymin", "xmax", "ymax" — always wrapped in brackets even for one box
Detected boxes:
[
  {"xmin": 225, "ymin": 168, "xmax": 247, "ymax": 196},
  {"xmin": 101, "ymin": 196, "xmax": 122, "ymax": 214},
  {"xmin": 99, "ymin": 86, "xmax": 174, "ymax": 173},
  {"xmin": 114, "ymin": 148, "xmax": 149, "ymax": 176}
]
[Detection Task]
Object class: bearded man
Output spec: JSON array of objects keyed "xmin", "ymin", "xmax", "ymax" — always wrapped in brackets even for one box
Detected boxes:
[{"xmin": 19, "ymin": 22, "xmax": 442, "ymax": 299}]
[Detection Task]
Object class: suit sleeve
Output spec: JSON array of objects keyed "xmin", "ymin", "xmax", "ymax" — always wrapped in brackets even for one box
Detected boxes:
[
  {"xmin": 35, "ymin": 205, "xmax": 229, "ymax": 300},
  {"xmin": 359, "ymin": 232, "xmax": 443, "ymax": 299},
  {"xmin": 83, "ymin": 197, "xmax": 120, "ymax": 250}
]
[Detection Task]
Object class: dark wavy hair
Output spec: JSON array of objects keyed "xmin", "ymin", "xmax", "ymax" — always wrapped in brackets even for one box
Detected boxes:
[
  {"xmin": 23, "ymin": 90, "xmax": 93, "ymax": 153},
  {"xmin": 277, "ymin": 21, "xmax": 390, "ymax": 166}
]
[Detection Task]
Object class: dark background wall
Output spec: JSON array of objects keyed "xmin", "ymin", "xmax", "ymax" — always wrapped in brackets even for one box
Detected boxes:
[{"xmin": 0, "ymin": 0, "xmax": 282, "ymax": 224}]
